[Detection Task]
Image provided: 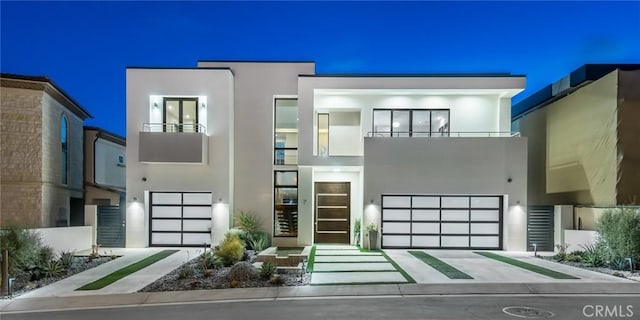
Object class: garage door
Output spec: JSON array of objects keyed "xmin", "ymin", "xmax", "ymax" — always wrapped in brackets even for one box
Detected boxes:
[
  {"xmin": 381, "ymin": 195, "xmax": 502, "ymax": 249},
  {"xmin": 150, "ymin": 192, "xmax": 212, "ymax": 247}
]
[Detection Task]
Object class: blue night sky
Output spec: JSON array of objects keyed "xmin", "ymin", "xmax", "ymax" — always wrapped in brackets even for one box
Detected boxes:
[{"xmin": 2, "ymin": 1, "xmax": 639, "ymax": 137}]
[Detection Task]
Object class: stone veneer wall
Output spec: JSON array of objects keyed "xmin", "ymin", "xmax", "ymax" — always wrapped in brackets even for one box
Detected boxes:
[{"xmin": 1, "ymin": 87, "xmax": 44, "ymax": 227}]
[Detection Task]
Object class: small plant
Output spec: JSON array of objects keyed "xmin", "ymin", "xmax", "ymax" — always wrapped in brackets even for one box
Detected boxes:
[
  {"xmin": 260, "ymin": 261, "xmax": 277, "ymax": 279},
  {"xmin": 200, "ymin": 251, "xmax": 223, "ymax": 270},
  {"xmin": 215, "ymin": 233, "xmax": 245, "ymax": 266},
  {"xmin": 565, "ymin": 252, "xmax": 584, "ymax": 263},
  {"xmin": 234, "ymin": 211, "xmax": 262, "ymax": 235},
  {"xmin": 177, "ymin": 265, "xmax": 194, "ymax": 279},
  {"xmin": 228, "ymin": 261, "xmax": 257, "ymax": 282},
  {"xmin": 353, "ymin": 218, "xmax": 362, "ymax": 247},
  {"xmin": 555, "ymin": 243, "xmax": 569, "ymax": 255},
  {"xmin": 611, "ymin": 257, "xmax": 629, "ymax": 271},
  {"xmin": 366, "ymin": 223, "xmax": 378, "ymax": 232},
  {"xmin": 581, "ymin": 243, "xmax": 605, "ymax": 267},
  {"xmin": 552, "ymin": 252, "xmax": 566, "ymax": 262},
  {"xmin": 58, "ymin": 250, "xmax": 75, "ymax": 269},
  {"xmin": 248, "ymin": 231, "xmax": 270, "ymax": 252},
  {"xmin": 89, "ymin": 243, "xmax": 101, "ymax": 260},
  {"xmin": 43, "ymin": 259, "xmax": 65, "ymax": 278}
]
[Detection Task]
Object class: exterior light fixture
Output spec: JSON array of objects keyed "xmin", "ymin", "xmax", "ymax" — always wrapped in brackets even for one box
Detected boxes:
[
  {"xmin": 133, "ymin": 196, "xmax": 137, "ymax": 201},
  {"xmin": 218, "ymin": 198, "xmax": 222, "ymax": 203},
  {"xmin": 533, "ymin": 243, "xmax": 537, "ymax": 257},
  {"xmin": 153, "ymin": 102, "xmax": 159, "ymax": 108},
  {"xmin": 200, "ymin": 103, "xmax": 206, "ymax": 109}
]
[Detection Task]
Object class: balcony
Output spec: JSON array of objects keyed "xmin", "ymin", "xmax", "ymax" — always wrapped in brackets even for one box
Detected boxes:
[
  {"xmin": 139, "ymin": 123, "xmax": 208, "ymax": 164},
  {"xmin": 366, "ymin": 131, "xmax": 520, "ymax": 138}
]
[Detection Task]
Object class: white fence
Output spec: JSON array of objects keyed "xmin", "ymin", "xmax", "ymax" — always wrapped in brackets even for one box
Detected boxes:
[
  {"xmin": 564, "ymin": 230, "xmax": 598, "ymax": 253},
  {"xmin": 31, "ymin": 226, "xmax": 92, "ymax": 254}
]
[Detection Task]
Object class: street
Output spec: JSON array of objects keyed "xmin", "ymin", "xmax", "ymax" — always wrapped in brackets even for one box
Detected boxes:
[{"xmin": 4, "ymin": 295, "xmax": 639, "ymax": 320}]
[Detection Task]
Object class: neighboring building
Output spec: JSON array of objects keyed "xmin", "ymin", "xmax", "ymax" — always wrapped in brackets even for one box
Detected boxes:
[
  {"xmin": 1, "ymin": 73, "xmax": 92, "ymax": 227},
  {"xmin": 126, "ymin": 61, "xmax": 527, "ymax": 251},
  {"xmin": 84, "ymin": 126, "xmax": 126, "ymax": 207},
  {"xmin": 513, "ymin": 64, "xmax": 640, "ymax": 250}
]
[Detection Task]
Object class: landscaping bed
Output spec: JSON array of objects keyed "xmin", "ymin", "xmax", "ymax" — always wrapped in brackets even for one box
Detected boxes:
[
  {"xmin": 140, "ymin": 250, "xmax": 310, "ymax": 292},
  {"xmin": 540, "ymin": 254, "xmax": 640, "ymax": 281}
]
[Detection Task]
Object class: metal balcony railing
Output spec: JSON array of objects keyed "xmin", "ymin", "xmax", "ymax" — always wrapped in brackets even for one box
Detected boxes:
[
  {"xmin": 366, "ymin": 131, "xmax": 520, "ymax": 137},
  {"xmin": 143, "ymin": 123, "xmax": 207, "ymax": 134}
]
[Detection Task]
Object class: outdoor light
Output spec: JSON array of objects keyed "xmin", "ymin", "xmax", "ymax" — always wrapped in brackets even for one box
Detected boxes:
[
  {"xmin": 200, "ymin": 102, "xmax": 206, "ymax": 109},
  {"xmin": 626, "ymin": 257, "xmax": 634, "ymax": 272},
  {"xmin": 533, "ymin": 243, "xmax": 538, "ymax": 256},
  {"xmin": 153, "ymin": 102, "xmax": 159, "ymax": 108}
]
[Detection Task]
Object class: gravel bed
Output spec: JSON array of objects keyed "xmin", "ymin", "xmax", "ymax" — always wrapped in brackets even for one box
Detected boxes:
[
  {"xmin": 140, "ymin": 250, "xmax": 311, "ymax": 292},
  {"xmin": 539, "ymin": 256, "xmax": 640, "ymax": 281},
  {"xmin": 1, "ymin": 256, "xmax": 117, "ymax": 299}
]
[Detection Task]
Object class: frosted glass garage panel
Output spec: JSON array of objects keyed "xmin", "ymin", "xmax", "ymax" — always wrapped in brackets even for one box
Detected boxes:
[
  {"xmin": 470, "ymin": 223, "xmax": 500, "ymax": 234},
  {"xmin": 441, "ymin": 210, "xmax": 469, "ymax": 221},
  {"xmin": 470, "ymin": 210, "xmax": 500, "ymax": 221},
  {"xmin": 382, "ymin": 222, "xmax": 410, "ymax": 234},
  {"xmin": 441, "ymin": 236, "xmax": 469, "ymax": 247},
  {"xmin": 183, "ymin": 233, "xmax": 211, "ymax": 245},
  {"xmin": 411, "ymin": 223, "xmax": 439, "ymax": 234},
  {"xmin": 183, "ymin": 206, "xmax": 211, "ymax": 218},
  {"xmin": 441, "ymin": 223, "xmax": 469, "ymax": 234},
  {"xmin": 470, "ymin": 197, "xmax": 500, "ymax": 208},
  {"xmin": 182, "ymin": 193, "xmax": 212, "ymax": 205},
  {"xmin": 383, "ymin": 209, "xmax": 411, "ymax": 221},
  {"xmin": 152, "ymin": 193, "xmax": 182, "ymax": 205},
  {"xmin": 412, "ymin": 196, "xmax": 439, "ymax": 208},
  {"xmin": 441, "ymin": 197, "xmax": 469, "ymax": 208},
  {"xmin": 383, "ymin": 235, "xmax": 410, "ymax": 247},
  {"xmin": 151, "ymin": 206, "xmax": 181, "ymax": 218},
  {"xmin": 183, "ymin": 220, "xmax": 212, "ymax": 232},
  {"xmin": 152, "ymin": 219, "xmax": 182, "ymax": 231},
  {"xmin": 383, "ymin": 196, "xmax": 411, "ymax": 208},
  {"xmin": 412, "ymin": 236, "xmax": 439, "ymax": 247},
  {"xmin": 471, "ymin": 236, "xmax": 499, "ymax": 248},
  {"xmin": 151, "ymin": 233, "xmax": 181, "ymax": 245},
  {"xmin": 412, "ymin": 210, "xmax": 439, "ymax": 221}
]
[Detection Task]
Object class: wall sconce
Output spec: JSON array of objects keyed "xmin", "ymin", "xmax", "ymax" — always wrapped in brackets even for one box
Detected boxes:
[
  {"xmin": 218, "ymin": 198, "xmax": 223, "ymax": 203},
  {"xmin": 370, "ymin": 199, "xmax": 374, "ymax": 204},
  {"xmin": 516, "ymin": 200, "xmax": 521, "ymax": 205},
  {"xmin": 507, "ymin": 178, "xmax": 513, "ymax": 183},
  {"xmin": 200, "ymin": 103, "xmax": 206, "ymax": 109},
  {"xmin": 133, "ymin": 196, "xmax": 137, "ymax": 201},
  {"xmin": 153, "ymin": 102, "xmax": 159, "ymax": 109}
]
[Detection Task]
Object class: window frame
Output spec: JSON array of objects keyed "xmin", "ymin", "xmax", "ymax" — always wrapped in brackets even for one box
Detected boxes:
[
  {"xmin": 273, "ymin": 98, "xmax": 298, "ymax": 165},
  {"xmin": 372, "ymin": 108, "xmax": 450, "ymax": 137},
  {"xmin": 162, "ymin": 97, "xmax": 199, "ymax": 132},
  {"xmin": 273, "ymin": 170, "xmax": 299, "ymax": 237}
]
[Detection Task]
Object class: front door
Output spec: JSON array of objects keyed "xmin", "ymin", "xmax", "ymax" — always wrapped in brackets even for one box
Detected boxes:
[
  {"xmin": 163, "ymin": 98, "xmax": 198, "ymax": 132},
  {"xmin": 314, "ymin": 182, "xmax": 350, "ymax": 244}
]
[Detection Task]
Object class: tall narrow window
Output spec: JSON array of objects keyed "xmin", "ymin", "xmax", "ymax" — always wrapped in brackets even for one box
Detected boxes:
[
  {"xmin": 317, "ymin": 113, "xmax": 329, "ymax": 156},
  {"xmin": 61, "ymin": 116, "xmax": 68, "ymax": 185},
  {"xmin": 274, "ymin": 171, "xmax": 298, "ymax": 237},
  {"xmin": 372, "ymin": 109, "xmax": 449, "ymax": 137},
  {"xmin": 163, "ymin": 98, "xmax": 199, "ymax": 132},
  {"xmin": 274, "ymin": 98, "xmax": 298, "ymax": 165}
]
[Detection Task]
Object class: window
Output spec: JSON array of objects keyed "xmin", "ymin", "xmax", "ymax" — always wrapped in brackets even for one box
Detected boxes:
[
  {"xmin": 274, "ymin": 171, "xmax": 298, "ymax": 237},
  {"xmin": 61, "ymin": 116, "xmax": 68, "ymax": 185},
  {"xmin": 163, "ymin": 98, "xmax": 199, "ymax": 132},
  {"xmin": 317, "ymin": 113, "xmax": 329, "ymax": 156},
  {"xmin": 372, "ymin": 109, "xmax": 449, "ymax": 137},
  {"xmin": 274, "ymin": 98, "xmax": 298, "ymax": 165}
]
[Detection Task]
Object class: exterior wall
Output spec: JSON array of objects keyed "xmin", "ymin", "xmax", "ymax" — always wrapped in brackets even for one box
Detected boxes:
[
  {"xmin": 553, "ymin": 205, "xmax": 574, "ymax": 250},
  {"xmin": 126, "ymin": 68, "xmax": 234, "ymax": 247},
  {"xmin": 518, "ymin": 70, "xmax": 619, "ymax": 206},
  {"xmin": 32, "ymin": 226, "xmax": 92, "ymax": 253},
  {"xmin": 1, "ymin": 87, "xmax": 44, "ymax": 227},
  {"xmin": 197, "ymin": 62, "xmax": 315, "ymax": 240},
  {"xmin": 363, "ymin": 137, "xmax": 528, "ymax": 251},
  {"xmin": 84, "ymin": 129, "xmax": 126, "ymax": 205},
  {"xmin": 617, "ymin": 69, "xmax": 640, "ymax": 204}
]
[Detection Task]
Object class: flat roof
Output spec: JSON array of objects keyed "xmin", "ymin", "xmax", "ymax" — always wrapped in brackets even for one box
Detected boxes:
[{"xmin": 302, "ymin": 72, "xmax": 524, "ymax": 78}]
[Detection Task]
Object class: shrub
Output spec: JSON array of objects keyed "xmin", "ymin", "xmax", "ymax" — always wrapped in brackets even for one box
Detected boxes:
[
  {"xmin": 269, "ymin": 274, "xmax": 284, "ymax": 285},
  {"xmin": 581, "ymin": 243, "xmax": 605, "ymax": 267},
  {"xmin": 228, "ymin": 261, "xmax": 256, "ymax": 282},
  {"xmin": 200, "ymin": 251, "xmax": 223, "ymax": 270},
  {"xmin": 58, "ymin": 250, "xmax": 75, "ymax": 269},
  {"xmin": 178, "ymin": 265, "xmax": 194, "ymax": 279},
  {"xmin": 552, "ymin": 253, "xmax": 566, "ymax": 262},
  {"xmin": 353, "ymin": 218, "xmax": 362, "ymax": 247},
  {"xmin": 234, "ymin": 211, "xmax": 262, "ymax": 235},
  {"xmin": 260, "ymin": 261, "xmax": 277, "ymax": 279},
  {"xmin": 43, "ymin": 260, "xmax": 64, "ymax": 278},
  {"xmin": 0, "ymin": 227, "xmax": 43, "ymax": 273},
  {"xmin": 597, "ymin": 208, "xmax": 640, "ymax": 261},
  {"xmin": 248, "ymin": 231, "xmax": 271, "ymax": 252},
  {"xmin": 565, "ymin": 252, "xmax": 583, "ymax": 263},
  {"xmin": 215, "ymin": 234, "xmax": 245, "ymax": 266},
  {"xmin": 610, "ymin": 257, "xmax": 629, "ymax": 270},
  {"xmin": 226, "ymin": 228, "xmax": 249, "ymax": 245}
]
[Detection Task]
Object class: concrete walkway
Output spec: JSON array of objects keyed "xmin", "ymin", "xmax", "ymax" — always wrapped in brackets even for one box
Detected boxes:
[
  {"xmin": 310, "ymin": 245, "xmax": 408, "ymax": 285},
  {"xmin": 15, "ymin": 248, "xmax": 202, "ymax": 298}
]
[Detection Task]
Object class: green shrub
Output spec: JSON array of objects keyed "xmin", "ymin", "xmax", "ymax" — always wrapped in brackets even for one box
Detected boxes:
[
  {"xmin": 234, "ymin": 211, "xmax": 262, "ymax": 235},
  {"xmin": 38, "ymin": 246, "xmax": 54, "ymax": 266},
  {"xmin": 226, "ymin": 228, "xmax": 249, "ymax": 245},
  {"xmin": 552, "ymin": 253, "xmax": 566, "ymax": 262},
  {"xmin": 248, "ymin": 231, "xmax": 271, "ymax": 252},
  {"xmin": 611, "ymin": 257, "xmax": 629, "ymax": 270},
  {"xmin": 260, "ymin": 261, "xmax": 277, "ymax": 279},
  {"xmin": 0, "ymin": 227, "xmax": 43, "ymax": 273},
  {"xmin": 200, "ymin": 251, "xmax": 223, "ymax": 270},
  {"xmin": 177, "ymin": 265, "xmax": 194, "ymax": 279},
  {"xmin": 597, "ymin": 208, "xmax": 640, "ymax": 261},
  {"xmin": 565, "ymin": 252, "xmax": 584, "ymax": 263},
  {"xmin": 581, "ymin": 243, "xmax": 605, "ymax": 267},
  {"xmin": 43, "ymin": 259, "xmax": 64, "ymax": 278},
  {"xmin": 58, "ymin": 250, "xmax": 75, "ymax": 269},
  {"xmin": 215, "ymin": 234, "xmax": 245, "ymax": 266}
]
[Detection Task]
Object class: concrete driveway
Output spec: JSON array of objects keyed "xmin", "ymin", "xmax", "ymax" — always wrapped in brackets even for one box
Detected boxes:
[{"xmin": 384, "ymin": 250, "xmax": 636, "ymax": 284}]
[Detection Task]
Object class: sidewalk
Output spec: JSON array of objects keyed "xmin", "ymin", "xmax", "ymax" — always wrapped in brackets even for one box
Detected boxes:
[{"xmin": 2, "ymin": 282, "xmax": 640, "ymax": 314}]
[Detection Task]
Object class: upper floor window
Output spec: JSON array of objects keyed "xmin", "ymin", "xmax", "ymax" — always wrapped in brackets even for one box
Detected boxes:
[
  {"xmin": 61, "ymin": 116, "xmax": 69, "ymax": 185},
  {"xmin": 274, "ymin": 98, "xmax": 298, "ymax": 165},
  {"xmin": 373, "ymin": 109, "xmax": 450, "ymax": 137},
  {"xmin": 163, "ymin": 97, "xmax": 200, "ymax": 132}
]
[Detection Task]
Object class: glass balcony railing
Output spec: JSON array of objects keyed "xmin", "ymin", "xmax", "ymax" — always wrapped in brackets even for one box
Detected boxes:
[
  {"xmin": 143, "ymin": 123, "xmax": 207, "ymax": 134},
  {"xmin": 366, "ymin": 131, "xmax": 520, "ymax": 138}
]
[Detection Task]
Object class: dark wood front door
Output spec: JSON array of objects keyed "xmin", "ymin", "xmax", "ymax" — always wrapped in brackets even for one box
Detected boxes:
[{"xmin": 314, "ymin": 182, "xmax": 350, "ymax": 244}]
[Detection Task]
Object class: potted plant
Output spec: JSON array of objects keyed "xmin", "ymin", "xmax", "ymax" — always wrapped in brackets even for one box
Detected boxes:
[
  {"xmin": 353, "ymin": 218, "xmax": 362, "ymax": 247},
  {"xmin": 366, "ymin": 223, "xmax": 379, "ymax": 250}
]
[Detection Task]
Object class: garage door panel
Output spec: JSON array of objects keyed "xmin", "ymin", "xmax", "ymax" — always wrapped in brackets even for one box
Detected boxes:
[
  {"xmin": 442, "ymin": 236, "xmax": 469, "ymax": 247},
  {"xmin": 183, "ymin": 206, "xmax": 211, "ymax": 218},
  {"xmin": 412, "ymin": 236, "xmax": 439, "ymax": 247},
  {"xmin": 442, "ymin": 197, "xmax": 469, "ymax": 208},
  {"xmin": 471, "ymin": 197, "xmax": 500, "ymax": 208},
  {"xmin": 152, "ymin": 193, "xmax": 182, "ymax": 205},
  {"xmin": 182, "ymin": 193, "xmax": 212, "ymax": 205},
  {"xmin": 183, "ymin": 233, "xmax": 211, "ymax": 245},
  {"xmin": 412, "ymin": 196, "xmax": 439, "ymax": 208},
  {"xmin": 411, "ymin": 223, "xmax": 439, "ymax": 234},
  {"xmin": 183, "ymin": 220, "xmax": 211, "ymax": 232},
  {"xmin": 383, "ymin": 235, "xmax": 410, "ymax": 247},
  {"xmin": 151, "ymin": 233, "xmax": 181, "ymax": 245},
  {"xmin": 383, "ymin": 209, "xmax": 411, "ymax": 221},
  {"xmin": 471, "ymin": 236, "xmax": 499, "ymax": 248},
  {"xmin": 412, "ymin": 210, "xmax": 439, "ymax": 221},
  {"xmin": 383, "ymin": 196, "xmax": 411, "ymax": 208},
  {"xmin": 441, "ymin": 223, "xmax": 469, "ymax": 234},
  {"xmin": 383, "ymin": 222, "xmax": 410, "ymax": 234},
  {"xmin": 470, "ymin": 210, "xmax": 499, "ymax": 221},
  {"xmin": 441, "ymin": 210, "xmax": 469, "ymax": 221},
  {"xmin": 152, "ymin": 219, "xmax": 182, "ymax": 231},
  {"xmin": 152, "ymin": 206, "xmax": 181, "ymax": 218},
  {"xmin": 470, "ymin": 223, "xmax": 499, "ymax": 234}
]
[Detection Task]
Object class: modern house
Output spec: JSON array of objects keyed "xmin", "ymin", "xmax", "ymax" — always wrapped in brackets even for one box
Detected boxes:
[
  {"xmin": 126, "ymin": 61, "xmax": 528, "ymax": 251},
  {"xmin": 1, "ymin": 73, "xmax": 91, "ymax": 228},
  {"xmin": 512, "ymin": 64, "xmax": 640, "ymax": 251}
]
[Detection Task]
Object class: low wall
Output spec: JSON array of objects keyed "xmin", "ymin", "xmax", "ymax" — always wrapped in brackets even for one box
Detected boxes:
[
  {"xmin": 564, "ymin": 229, "xmax": 598, "ymax": 253},
  {"xmin": 31, "ymin": 226, "xmax": 92, "ymax": 254}
]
